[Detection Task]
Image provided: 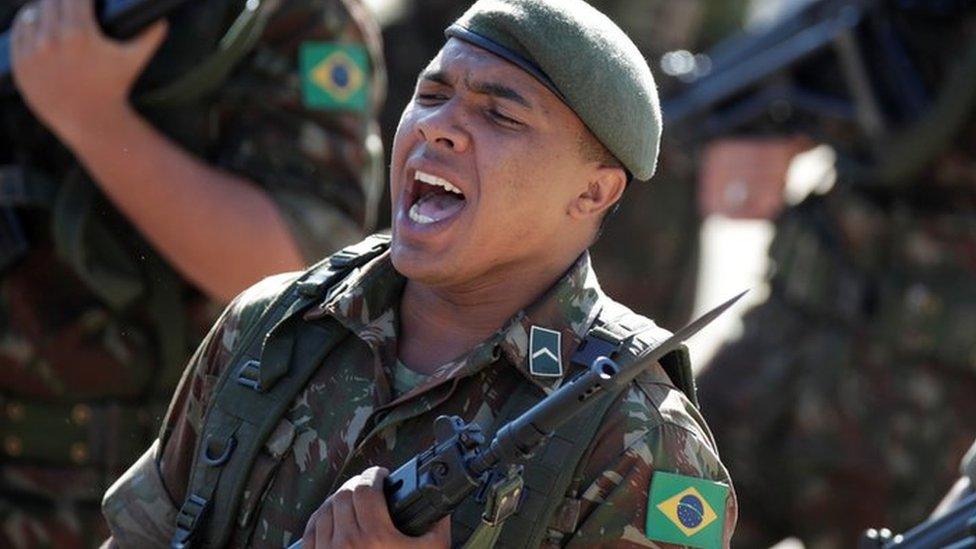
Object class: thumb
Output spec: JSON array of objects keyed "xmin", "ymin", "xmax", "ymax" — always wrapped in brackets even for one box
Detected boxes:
[{"xmin": 126, "ymin": 19, "xmax": 168, "ymax": 60}]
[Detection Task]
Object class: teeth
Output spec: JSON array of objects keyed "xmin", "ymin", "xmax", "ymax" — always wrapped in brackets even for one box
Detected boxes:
[
  {"xmin": 409, "ymin": 202, "xmax": 436, "ymax": 224},
  {"xmin": 415, "ymin": 170, "xmax": 463, "ymax": 195}
]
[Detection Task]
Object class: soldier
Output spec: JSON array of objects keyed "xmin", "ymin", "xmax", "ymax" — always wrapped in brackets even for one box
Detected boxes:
[
  {"xmin": 102, "ymin": 0, "xmax": 738, "ymax": 548},
  {"xmin": 0, "ymin": 0, "xmax": 384, "ymax": 546},
  {"xmin": 381, "ymin": 1, "xmax": 746, "ymax": 330},
  {"xmin": 694, "ymin": 2, "xmax": 976, "ymax": 547}
]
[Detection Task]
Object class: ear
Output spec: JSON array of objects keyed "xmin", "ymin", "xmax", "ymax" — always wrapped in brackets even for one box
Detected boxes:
[{"xmin": 568, "ymin": 166, "xmax": 627, "ymax": 220}]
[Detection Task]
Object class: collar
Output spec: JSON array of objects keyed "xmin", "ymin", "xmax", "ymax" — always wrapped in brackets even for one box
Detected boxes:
[
  {"xmin": 494, "ymin": 252, "xmax": 606, "ymax": 394},
  {"xmin": 306, "ymin": 250, "xmax": 606, "ymax": 395},
  {"xmin": 304, "ymin": 250, "xmax": 405, "ymax": 350}
]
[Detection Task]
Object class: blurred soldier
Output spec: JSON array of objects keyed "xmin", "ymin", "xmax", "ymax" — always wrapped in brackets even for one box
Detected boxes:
[
  {"xmin": 0, "ymin": 0, "xmax": 384, "ymax": 546},
  {"xmin": 692, "ymin": 1, "xmax": 976, "ymax": 546}
]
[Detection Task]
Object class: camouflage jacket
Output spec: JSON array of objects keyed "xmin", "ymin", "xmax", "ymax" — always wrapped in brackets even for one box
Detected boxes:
[
  {"xmin": 103, "ymin": 244, "xmax": 737, "ymax": 548},
  {"xmin": 0, "ymin": 0, "xmax": 384, "ymax": 543}
]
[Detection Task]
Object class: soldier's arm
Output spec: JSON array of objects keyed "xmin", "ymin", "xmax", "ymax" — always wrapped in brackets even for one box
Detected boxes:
[
  {"xmin": 11, "ymin": 0, "xmax": 304, "ymax": 302},
  {"xmin": 10, "ymin": 0, "xmax": 384, "ymax": 302},
  {"xmin": 560, "ymin": 385, "xmax": 738, "ymax": 548}
]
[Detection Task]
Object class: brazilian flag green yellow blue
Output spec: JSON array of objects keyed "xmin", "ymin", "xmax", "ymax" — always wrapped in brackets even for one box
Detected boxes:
[
  {"xmin": 300, "ymin": 42, "xmax": 370, "ymax": 112},
  {"xmin": 646, "ymin": 471, "xmax": 728, "ymax": 549}
]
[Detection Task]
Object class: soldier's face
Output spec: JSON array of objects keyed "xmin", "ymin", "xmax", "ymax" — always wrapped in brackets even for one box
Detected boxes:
[{"xmin": 389, "ymin": 39, "xmax": 598, "ymax": 286}]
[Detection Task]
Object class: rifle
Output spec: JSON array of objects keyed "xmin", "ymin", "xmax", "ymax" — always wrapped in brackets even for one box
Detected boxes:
[
  {"xmin": 860, "ymin": 439, "xmax": 976, "ymax": 549},
  {"xmin": 661, "ymin": 0, "xmax": 976, "ymax": 157},
  {"xmin": 286, "ymin": 292, "xmax": 746, "ymax": 548},
  {"xmin": 0, "ymin": 0, "xmax": 191, "ymax": 87},
  {"xmin": 858, "ymin": 492, "xmax": 976, "ymax": 549}
]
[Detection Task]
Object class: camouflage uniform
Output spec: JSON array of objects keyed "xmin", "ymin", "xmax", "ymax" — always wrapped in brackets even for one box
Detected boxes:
[
  {"xmin": 0, "ymin": 0, "xmax": 384, "ymax": 546},
  {"xmin": 102, "ymin": 245, "xmax": 738, "ymax": 547},
  {"xmin": 696, "ymin": 11, "xmax": 976, "ymax": 547}
]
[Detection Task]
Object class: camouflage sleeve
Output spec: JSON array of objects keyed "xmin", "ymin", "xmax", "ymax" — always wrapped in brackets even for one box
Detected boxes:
[
  {"xmin": 101, "ymin": 273, "xmax": 300, "ymax": 545},
  {"xmin": 213, "ymin": 0, "xmax": 387, "ymax": 263},
  {"xmin": 563, "ymin": 384, "xmax": 738, "ymax": 548}
]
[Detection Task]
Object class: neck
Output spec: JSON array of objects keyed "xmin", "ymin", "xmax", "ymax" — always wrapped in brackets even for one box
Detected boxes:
[{"xmin": 398, "ymin": 254, "xmax": 582, "ymax": 374}]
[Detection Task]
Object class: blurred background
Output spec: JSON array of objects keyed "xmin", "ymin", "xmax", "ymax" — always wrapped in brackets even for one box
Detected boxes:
[{"xmin": 2, "ymin": 0, "xmax": 975, "ymax": 547}]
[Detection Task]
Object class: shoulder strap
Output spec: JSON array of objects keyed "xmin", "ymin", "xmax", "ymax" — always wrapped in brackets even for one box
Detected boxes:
[
  {"xmin": 591, "ymin": 307, "xmax": 698, "ymax": 409},
  {"xmin": 138, "ymin": 0, "xmax": 281, "ymax": 108},
  {"xmin": 171, "ymin": 234, "xmax": 389, "ymax": 549},
  {"xmin": 455, "ymin": 318, "xmax": 630, "ymax": 548},
  {"xmin": 458, "ymin": 311, "xmax": 698, "ymax": 548}
]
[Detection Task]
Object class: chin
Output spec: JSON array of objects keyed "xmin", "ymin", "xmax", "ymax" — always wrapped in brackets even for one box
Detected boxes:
[
  {"xmin": 392, "ymin": 242, "xmax": 477, "ymax": 288},
  {"xmin": 391, "ymin": 241, "xmax": 444, "ymax": 282}
]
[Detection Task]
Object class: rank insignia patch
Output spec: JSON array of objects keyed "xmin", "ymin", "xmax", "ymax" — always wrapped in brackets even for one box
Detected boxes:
[
  {"xmin": 300, "ymin": 42, "xmax": 369, "ymax": 111},
  {"xmin": 529, "ymin": 326, "xmax": 562, "ymax": 377},
  {"xmin": 646, "ymin": 471, "xmax": 728, "ymax": 549}
]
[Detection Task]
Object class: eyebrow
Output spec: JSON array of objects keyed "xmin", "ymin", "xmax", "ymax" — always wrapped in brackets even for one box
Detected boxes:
[{"xmin": 419, "ymin": 69, "xmax": 534, "ymax": 109}]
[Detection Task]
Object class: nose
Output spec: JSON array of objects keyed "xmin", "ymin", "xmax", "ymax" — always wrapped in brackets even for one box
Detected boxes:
[{"xmin": 415, "ymin": 101, "xmax": 471, "ymax": 153}]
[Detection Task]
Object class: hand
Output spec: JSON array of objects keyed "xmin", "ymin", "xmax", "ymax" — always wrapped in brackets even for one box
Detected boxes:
[
  {"xmin": 10, "ymin": 0, "xmax": 167, "ymax": 141},
  {"xmin": 301, "ymin": 466, "xmax": 451, "ymax": 549},
  {"xmin": 698, "ymin": 136, "xmax": 812, "ymax": 219}
]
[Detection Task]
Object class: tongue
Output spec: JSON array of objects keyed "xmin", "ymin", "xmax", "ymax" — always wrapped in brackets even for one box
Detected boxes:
[{"xmin": 416, "ymin": 192, "xmax": 465, "ymax": 222}]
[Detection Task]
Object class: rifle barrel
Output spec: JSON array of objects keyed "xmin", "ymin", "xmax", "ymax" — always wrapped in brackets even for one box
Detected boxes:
[{"xmin": 888, "ymin": 493, "xmax": 976, "ymax": 549}]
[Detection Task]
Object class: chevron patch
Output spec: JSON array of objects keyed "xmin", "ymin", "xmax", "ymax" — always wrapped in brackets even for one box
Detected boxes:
[{"xmin": 529, "ymin": 326, "xmax": 562, "ymax": 377}]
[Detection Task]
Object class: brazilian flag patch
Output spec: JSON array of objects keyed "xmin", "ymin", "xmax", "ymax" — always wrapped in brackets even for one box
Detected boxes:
[
  {"xmin": 299, "ymin": 42, "xmax": 370, "ymax": 112},
  {"xmin": 646, "ymin": 471, "xmax": 728, "ymax": 549}
]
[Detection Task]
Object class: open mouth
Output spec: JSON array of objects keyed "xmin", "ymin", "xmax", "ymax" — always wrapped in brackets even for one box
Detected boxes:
[{"xmin": 407, "ymin": 170, "xmax": 467, "ymax": 225}]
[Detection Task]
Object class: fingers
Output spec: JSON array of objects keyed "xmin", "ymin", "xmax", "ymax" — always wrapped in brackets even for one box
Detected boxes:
[
  {"xmin": 11, "ymin": 4, "xmax": 34, "ymax": 59},
  {"xmin": 351, "ymin": 467, "xmax": 396, "ymax": 532},
  {"xmin": 36, "ymin": 0, "xmax": 60, "ymax": 47},
  {"xmin": 330, "ymin": 489, "xmax": 360, "ymax": 544},
  {"xmin": 300, "ymin": 504, "xmax": 334, "ymax": 549},
  {"xmin": 62, "ymin": 0, "xmax": 96, "ymax": 35}
]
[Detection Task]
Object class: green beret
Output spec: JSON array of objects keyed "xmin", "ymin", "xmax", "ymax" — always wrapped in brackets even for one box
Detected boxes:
[{"xmin": 445, "ymin": 0, "xmax": 661, "ymax": 180}]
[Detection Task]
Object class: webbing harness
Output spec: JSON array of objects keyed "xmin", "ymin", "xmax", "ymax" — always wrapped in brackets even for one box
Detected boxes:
[
  {"xmin": 172, "ymin": 236, "xmax": 697, "ymax": 548},
  {"xmin": 455, "ymin": 315, "xmax": 695, "ymax": 548},
  {"xmin": 171, "ymin": 234, "xmax": 390, "ymax": 549}
]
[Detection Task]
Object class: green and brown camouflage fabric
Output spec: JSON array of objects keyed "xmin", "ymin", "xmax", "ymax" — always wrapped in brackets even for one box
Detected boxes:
[
  {"xmin": 0, "ymin": 0, "xmax": 384, "ymax": 547},
  {"xmin": 103, "ymin": 247, "xmax": 737, "ymax": 548},
  {"xmin": 697, "ymin": 16, "xmax": 976, "ymax": 546}
]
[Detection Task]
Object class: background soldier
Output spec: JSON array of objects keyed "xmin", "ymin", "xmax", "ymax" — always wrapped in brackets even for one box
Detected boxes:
[
  {"xmin": 692, "ymin": 1, "xmax": 976, "ymax": 546},
  {"xmin": 0, "ymin": 0, "xmax": 384, "ymax": 546}
]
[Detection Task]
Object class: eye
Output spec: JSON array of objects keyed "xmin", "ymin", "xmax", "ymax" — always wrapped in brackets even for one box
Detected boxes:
[
  {"xmin": 416, "ymin": 91, "xmax": 448, "ymax": 103},
  {"xmin": 488, "ymin": 109, "xmax": 523, "ymax": 128}
]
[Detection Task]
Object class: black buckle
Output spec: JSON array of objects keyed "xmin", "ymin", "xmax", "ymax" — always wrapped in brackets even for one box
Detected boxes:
[
  {"xmin": 328, "ymin": 237, "xmax": 389, "ymax": 268},
  {"xmin": 479, "ymin": 466, "xmax": 525, "ymax": 527},
  {"xmin": 328, "ymin": 248, "xmax": 360, "ymax": 268},
  {"xmin": 202, "ymin": 435, "xmax": 237, "ymax": 467},
  {"xmin": 236, "ymin": 359, "xmax": 263, "ymax": 392},
  {"xmin": 571, "ymin": 332, "xmax": 620, "ymax": 368},
  {"xmin": 171, "ymin": 494, "xmax": 209, "ymax": 548}
]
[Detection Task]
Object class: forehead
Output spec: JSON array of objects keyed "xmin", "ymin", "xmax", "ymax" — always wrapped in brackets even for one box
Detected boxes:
[{"xmin": 422, "ymin": 39, "xmax": 559, "ymax": 107}]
